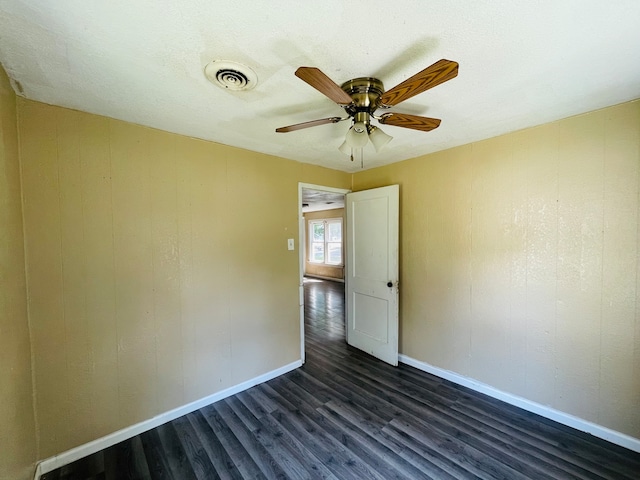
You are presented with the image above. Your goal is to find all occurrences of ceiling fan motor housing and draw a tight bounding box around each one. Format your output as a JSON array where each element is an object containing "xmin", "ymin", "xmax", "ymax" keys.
[{"xmin": 341, "ymin": 77, "xmax": 385, "ymax": 123}]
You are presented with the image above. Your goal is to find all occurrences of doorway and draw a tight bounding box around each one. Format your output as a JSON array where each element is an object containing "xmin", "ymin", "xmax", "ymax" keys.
[
  {"xmin": 298, "ymin": 183, "xmax": 350, "ymax": 362},
  {"xmin": 299, "ymin": 183, "xmax": 400, "ymax": 366}
]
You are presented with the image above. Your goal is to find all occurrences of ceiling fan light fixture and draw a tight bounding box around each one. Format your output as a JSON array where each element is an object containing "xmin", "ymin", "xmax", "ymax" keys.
[
  {"xmin": 338, "ymin": 140, "xmax": 351, "ymax": 155},
  {"xmin": 345, "ymin": 122, "xmax": 369, "ymax": 148},
  {"xmin": 368, "ymin": 126, "xmax": 393, "ymax": 152}
]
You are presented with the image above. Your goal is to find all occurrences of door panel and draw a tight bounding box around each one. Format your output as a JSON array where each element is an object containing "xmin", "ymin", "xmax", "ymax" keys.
[
  {"xmin": 353, "ymin": 292, "xmax": 389, "ymax": 341},
  {"xmin": 346, "ymin": 185, "xmax": 399, "ymax": 366}
]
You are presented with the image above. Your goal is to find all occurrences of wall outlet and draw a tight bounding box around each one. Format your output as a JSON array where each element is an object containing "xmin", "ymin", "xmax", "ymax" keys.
[{"xmin": 287, "ymin": 238, "xmax": 295, "ymax": 250}]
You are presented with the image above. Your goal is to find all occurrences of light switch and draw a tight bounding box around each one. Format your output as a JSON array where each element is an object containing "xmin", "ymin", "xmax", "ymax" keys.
[{"xmin": 287, "ymin": 238, "xmax": 295, "ymax": 250}]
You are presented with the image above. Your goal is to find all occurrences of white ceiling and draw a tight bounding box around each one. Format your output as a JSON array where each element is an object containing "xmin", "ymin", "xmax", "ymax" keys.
[
  {"xmin": 1, "ymin": 1, "xmax": 639, "ymax": 173},
  {"xmin": 302, "ymin": 189, "xmax": 345, "ymax": 213}
]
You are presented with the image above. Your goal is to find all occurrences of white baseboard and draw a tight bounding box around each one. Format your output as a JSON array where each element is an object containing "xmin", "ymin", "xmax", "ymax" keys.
[
  {"xmin": 33, "ymin": 360, "xmax": 302, "ymax": 479},
  {"xmin": 398, "ymin": 354, "xmax": 640, "ymax": 453}
]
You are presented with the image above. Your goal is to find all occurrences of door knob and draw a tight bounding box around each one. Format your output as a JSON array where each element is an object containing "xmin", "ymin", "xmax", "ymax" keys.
[{"xmin": 387, "ymin": 281, "xmax": 393, "ymax": 288}]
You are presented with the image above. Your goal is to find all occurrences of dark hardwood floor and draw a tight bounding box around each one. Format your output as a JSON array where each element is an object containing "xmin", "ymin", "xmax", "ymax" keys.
[{"xmin": 42, "ymin": 278, "xmax": 640, "ymax": 479}]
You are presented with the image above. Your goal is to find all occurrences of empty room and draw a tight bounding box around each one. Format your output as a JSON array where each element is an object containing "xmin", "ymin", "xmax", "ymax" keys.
[{"xmin": 1, "ymin": 2, "xmax": 640, "ymax": 479}]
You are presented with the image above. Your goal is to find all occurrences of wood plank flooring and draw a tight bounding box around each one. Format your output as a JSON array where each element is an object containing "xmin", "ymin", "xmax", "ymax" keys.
[{"xmin": 42, "ymin": 278, "xmax": 640, "ymax": 479}]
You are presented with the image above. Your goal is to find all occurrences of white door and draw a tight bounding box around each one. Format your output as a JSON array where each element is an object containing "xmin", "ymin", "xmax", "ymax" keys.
[{"xmin": 346, "ymin": 185, "xmax": 399, "ymax": 366}]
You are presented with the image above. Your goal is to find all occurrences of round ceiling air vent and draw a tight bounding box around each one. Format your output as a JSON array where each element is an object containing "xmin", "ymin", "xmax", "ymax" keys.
[{"xmin": 204, "ymin": 60, "xmax": 258, "ymax": 91}]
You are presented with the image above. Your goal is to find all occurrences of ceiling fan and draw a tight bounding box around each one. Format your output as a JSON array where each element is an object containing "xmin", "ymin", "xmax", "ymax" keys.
[{"xmin": 275, "ymin": 59, "xmax": 459, "ymax": 156}]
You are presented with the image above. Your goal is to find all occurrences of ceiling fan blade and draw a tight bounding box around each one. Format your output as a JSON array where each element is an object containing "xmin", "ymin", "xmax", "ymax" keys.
[
  {"xmin": 276, "ymin": 116, "xmax": 343, "ymax": 133},
  {"xmin": 379, "ymin": 59, "xmax": 458, "ymax": 107},
  {"xmin": 295, "ymin": 67, "xmax": 353, "ymax": 106},
  {"xmin": 378, "ymin": 113, "xmax": 441, "ymax": 132}
]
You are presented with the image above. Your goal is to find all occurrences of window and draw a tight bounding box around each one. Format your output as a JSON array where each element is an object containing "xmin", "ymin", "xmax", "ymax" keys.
[{"xmin": 309, "ymin": 218, "xmax": 342, "ymax": 265}]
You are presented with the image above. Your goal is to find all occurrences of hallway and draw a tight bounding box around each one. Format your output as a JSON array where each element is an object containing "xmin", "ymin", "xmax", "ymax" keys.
[
  {"xmin": 303, "ymin": 276, "xmax": 346, "ymax": 342},
  {"xmin": 43, "ymin": 279, "xmax": 640, "ymax": 479}
]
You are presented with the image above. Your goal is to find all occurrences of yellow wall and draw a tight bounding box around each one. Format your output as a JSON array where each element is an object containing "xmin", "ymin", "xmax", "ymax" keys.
[
  {"xmin": 17, "ymin": 98, "xmax": 351, "ymax": 458},
  {"xmin": 304, "ymin": 208, "xmax": 345, "ymax": 280},
  {"xmin": 7, "ymin": 81, "xmax": 640, "ymax": 467},
  {"xmin": 353, "ymin": 100, "xmax": 640, "ymax": 438},
  {"xmin": 0, "ymin": 68, "xmax": 36, "ymax": 479}
]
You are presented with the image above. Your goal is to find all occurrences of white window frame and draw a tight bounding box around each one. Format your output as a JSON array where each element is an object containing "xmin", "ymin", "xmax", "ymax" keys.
[{"xmin": 309, "ymin": 218, "xmax": 343, "ymax": 266}]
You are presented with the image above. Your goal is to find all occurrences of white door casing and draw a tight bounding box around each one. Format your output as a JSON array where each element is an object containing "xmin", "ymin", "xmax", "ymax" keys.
[{"xmin": 345, "ymin": 185, "xmax": 399, "ymax": 366}]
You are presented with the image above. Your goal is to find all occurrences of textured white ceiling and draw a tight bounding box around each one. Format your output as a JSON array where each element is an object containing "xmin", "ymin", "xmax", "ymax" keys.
[
  {"xmin": 302, "ymin": 189, "xmax": 345, "ymax": 213},
  {"xmin": 1, "ymin": 1, "xmax": 639, "ymax": 172}
]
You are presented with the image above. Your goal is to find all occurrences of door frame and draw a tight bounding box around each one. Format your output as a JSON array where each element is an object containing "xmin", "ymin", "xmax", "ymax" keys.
[{"xmin": 298, "ymin": 183, "xmax": 351, "ymax": 363}]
